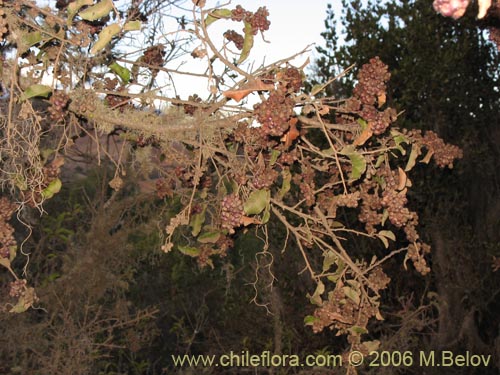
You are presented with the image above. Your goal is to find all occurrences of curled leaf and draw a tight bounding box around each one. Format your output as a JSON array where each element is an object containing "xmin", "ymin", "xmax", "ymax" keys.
[
  {"xmin": 21, "ymin": 84, "xmax": 52, "ymax": 101},
  {"xmin": 79, "ymin": 0, "xmax": 113, "ymax": 21},
  {"xmin": 243, "ymin": 189, "xmax": 270, "ymax": 215},
  {"xmin": 238, "ymin": 21, "xmax": 254, "ymax": 64},
  {"xmin": 205, "ymin": 8, "xmax": 232, "ymax": 26},
  {"xmin": 222, "ymin": 79, "xmax": 274, "ymax": 102},
  {"xmin": 90, "ymin": 23, "xmax": 121, "ymax": 54}
]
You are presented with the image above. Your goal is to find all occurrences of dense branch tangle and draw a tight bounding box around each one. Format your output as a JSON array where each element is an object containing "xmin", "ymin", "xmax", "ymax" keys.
[{"xmin": 0, "ymin": 0, "xmax": 462, "ymax": 360}]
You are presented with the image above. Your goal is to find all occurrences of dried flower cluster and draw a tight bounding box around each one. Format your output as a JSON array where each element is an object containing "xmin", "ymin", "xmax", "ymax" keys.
[
  {"xmin": 231, "ymin": 5, "xmax": 270, "ymax": 35},
  {"xmin": 221, "ymin": 194, "xmax": 243, "ymax": 234},
  {"xmin": 223, "ymin": 30, "xmax": 244, "ymax": 50},
  {"xmin": 351, "ymin": 57, "xmax": 397, "ymax": 135},
  {"xmin": 48, "ymin": 91, "xmax": 70, "ymax": 122},
  {"xmin": 0, "ymin": 197, "xmax": 17, "ymax": 259},
  {"xmin": 0, "ymin": 0, "xmax": 8, "ymax": 41}
]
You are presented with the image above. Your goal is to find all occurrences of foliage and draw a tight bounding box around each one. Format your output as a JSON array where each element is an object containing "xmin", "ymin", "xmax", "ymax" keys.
[
  {"xmin": 0, "ymin": 0, "xmax": 467, "ymax": 373},
  {"xmin": 310, "ymin": 0, "xmax": 500, "ymax": 370}
]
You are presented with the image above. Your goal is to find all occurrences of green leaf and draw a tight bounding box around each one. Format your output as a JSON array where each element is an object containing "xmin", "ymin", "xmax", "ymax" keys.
[
  {"xmin": 243, "ymin": 189, "xmax": 270, "ymax": 215},
  {"xmin": 90, "ymin": 23, "xmax": 121, "ymax": 54},
  {"xmin": 197, "ymin": 230, "xmax": 220, "ymax": 244},
  {"xmin": 108, "ymin": 62, "xmax": 131, "ymax": 84},
  {"xmin": 205, "ymin": 8, "xmax": 232, "ymax": 27},
  {"xmin": 307, "ymin": 280, "xmax": 325, "ymax": 306},
  {"xmin": 304, "ymin": 315, "xmax": 320, "ymax": 326},
  {"xmin": 190, "ymin": 209, "xmax": 206, "ymax": 237},
  {"xmin": 270, "ymin": 150, "xmax": 281, "ymax": 166},
  {"xmin": 123, "ymin": 20, "xmax": 141, "ymax": 31},
  {"xmin": 357, "ymin": 118, "xmax": 368, "ymax": 130},
  {"xmin": 79, "ymin": 0, "xmax": 113, "ymax": 21},
  {"xmin": 377, "ymin": 230, "xmax": 396, "ymax": 248},
  {"xmin": 342, "ymin": 286, "xmax": 360, "ymax": 305},
  {"xmin": 261, "ymin": 204, "xmax": 271, "ymax": 224},
  {"xmin": 238, "ymin": 21, "xmax": 254, "ymax": 64},
  {"xmin": 67, "ymin": 0, "xmax": 94, "ymax": 24},
  {"xmin": 41, "ymin": 178, "xmax": 62, "ymax": 199},
  {"xmin": 22, "ymin": 31, "xmax": 43, "ymax": 48},
  {"xmin": 178, "ymin": 245, "xmax": 201, "ymax": 257},
  {"xmin": 349, "ymin": 326, "xmax": 368, "ymax": 335},
  {"xmin": 21, "ymin": 85, "xmax": 52, "ymax": 101},
  {"xmin": 347, "ymin": 152, "xmax": 366, "ymax": 180},
  {"xmin": 277, "ymin": 169, "xmax": 291, "ymax": 200},
  {"xmin": 392, "ymin": 130, "xmax": 409, "ymax": 155},
  {"xmin": 322, "ymin": 250, "xmax": 338, "ymax": 272},
  {"xmin": 326, "ymin": 258, "xmax": 345, "ymax": 283}
]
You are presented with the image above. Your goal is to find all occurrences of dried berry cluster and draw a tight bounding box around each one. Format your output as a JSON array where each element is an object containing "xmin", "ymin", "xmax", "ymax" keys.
[
  {"xmin": 105, "ymin": 93, "xmax": 131, "ymax": 111},
  {"xmin": 143, "ymin": 45, "xmax": 166, "ymax": 68},
  {"xmin": 277, "ymin": 67, "xmax": 303, "ymax": 93},
  {"xmin": 48, "ymin": 91, "xmax": 70, "ymax": 122},
  {"xmin": 252, "ymin": 167, "xmax": 278, "ymax": 189},
  {"xmin": 183, "ymin": 94, "xmax": 202, "ymax": 116},
  {"xmin": 349, "ymin": 57, "xmax": 396, "ymax": 135},
  {"xmin": 254, "ymin": 91, "xmax": 294, "ymax": 137},
  {"xmin": 0, "ymin": 197, "xmax": 17, "ymax": 259},
  {"xmin": 9, "ymin": 279, "xmax": 26, "ymax": 298},
  {"xmin": 360, "ymin": 105, "xmax": 398, "ymax": 135},
  {"xmin": 231, "ymin": 5, "xmax": 270, "ymax": 35},
  {"xmin": 367, "ymin": 267, "xmax": 391, "ymax": 292},
  {"xmin": 155, "ymin": 178, "xmax": 173, "ymax": 199},
  {"xmin": 293, "ymin": 161, "xmax": 316, "ymax": 207},
  {"xmin": 311, "ymin": 281, "xmax": 380, "ymax": 334},
  {"xmin": 223, "ymin": 30, "xmax": 244, "ymax": 50},
  {"xmin": 421, "ymin": 130, "xmax": 463, "ymax": 168},
  {"xmin": 407, "ymin": 242, "xmax": 431, "ymax": 275},
  {"xmin": 221, "ymin": 193, "xmax": 243, "ymax": 233},
  {"xmin": 358, "ymin": 179, "xmax": 384, "ymax": 234},
  {"xmin": 0, "ymin": 1, "xmax": 8, "ymax": 41},
  {"xmin": 353, "ymin": 57, "xmax": 390, "ymax": 106}
]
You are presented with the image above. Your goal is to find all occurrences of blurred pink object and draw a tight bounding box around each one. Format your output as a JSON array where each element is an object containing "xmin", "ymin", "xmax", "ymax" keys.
[{"xmin": 433, "ymin": 0, "xmax": 470, "ymax": 19}]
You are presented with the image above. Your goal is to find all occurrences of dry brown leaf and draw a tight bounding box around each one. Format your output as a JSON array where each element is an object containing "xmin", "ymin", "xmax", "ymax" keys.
[
  {"xmin": 192, "ymin": 0, "xmax": 206, "ymax": 7},
  {"xmin": 377, "ymin": 92, "xmax": 386, "ymax": 107},
  {"xmin": 353, "ymin": 128, "xmax": 373, "ymax": 146},
  {"xmin": 281, "ymin": 117, "xmax": 300, "ymax": 148},
  {"xmin": 397, "ymin": 167, "xmax": 407, "ymax": 191},
  {"xmin": 222, "ymin": 79, "xmax": 275, "ymax": 102},
  {"xmin": 240, "ymin": 215, "xmax": 262, "ymax": 226}
]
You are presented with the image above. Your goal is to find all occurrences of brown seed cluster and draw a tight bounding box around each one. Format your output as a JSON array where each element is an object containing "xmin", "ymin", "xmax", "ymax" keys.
[
  {"xmin": 0, "ymin": 3, "xmax": 8, "ymax": 41},
  {"xmin": 422, "ymin": 130, "xmax": 463, "ymax": 168},
  {"xmin": 348, "ymin": 57, "xmax": 396, "ymax": 135},
  {"xmin": 231, "ymin": 5, "xmax": 270, "ymax": 35},
  {"xmin": 353, "ymin": 57, "xmax": 391, "ymax": 106},
  {"xmin": 9, "ymin": 279, "xmax": 26, "ymax": 298},
  {"xmin": 311, "ymin": 282, "xmax": 380, "ymax": 334},
  {"xmin": 221, "ymin": 193, "xmax": 243, "ymax": 233},
  {"xmin": 48, "ymin": 91, "xmax": 70, "ymax": 122},
  {"xmin": 407, "ymin": 242, "xmax": 431, "ymax": 275},
  {"xmin": 254, "ymin": 91, "xmax": 294, "ymax": 137},
  {"xmin": 223, "ymin": 30, "xmax": 244, "ymax": 50},
  {"xmin": 143, "ymin": 45, "xmax": 166, "ymax": 67},
  {"xmin": 252, "ymin": 167, "xmax": 278, "ymax": 189},
  {"xmin": 0, "ymin": 197, "xmax": 17, "ymax": 259}
]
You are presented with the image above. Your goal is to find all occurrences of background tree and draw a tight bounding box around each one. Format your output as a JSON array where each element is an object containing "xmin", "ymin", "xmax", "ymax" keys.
[{"xmin": 311, "ymin": 0, "xmax": 500, "ymax": 367}]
